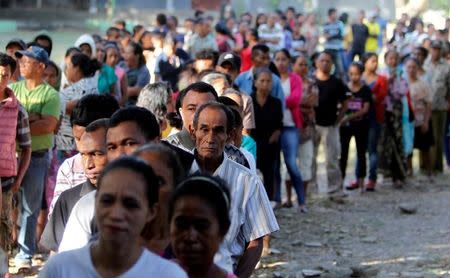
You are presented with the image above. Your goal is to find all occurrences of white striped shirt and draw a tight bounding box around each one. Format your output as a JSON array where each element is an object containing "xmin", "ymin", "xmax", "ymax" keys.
[{"xmin": 190, "ymin": 154, "xmax": 279, "ymax": 272}]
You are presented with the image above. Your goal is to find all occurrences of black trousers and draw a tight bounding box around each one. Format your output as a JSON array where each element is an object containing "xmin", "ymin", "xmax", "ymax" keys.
[
  {"xmin": 256, "ymin": 142, "xmax": 280, "ymax": 201},
  {"xmin": 340, "ymin": 123, "xmax": 369, "ymax": 179}
]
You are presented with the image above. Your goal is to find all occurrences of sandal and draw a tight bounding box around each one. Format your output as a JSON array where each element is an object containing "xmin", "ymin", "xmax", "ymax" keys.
[
  {"xmin": 345, "ymin": 181, "xmax": 359, "ymax": 190},
  {"xmin": 366, "ymin": 180, "xmax": 376, "ymax": 192}
]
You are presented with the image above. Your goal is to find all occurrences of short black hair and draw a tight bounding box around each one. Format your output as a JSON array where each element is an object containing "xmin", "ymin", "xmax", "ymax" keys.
[
  {"xmin": 169, "ymin": 173, "xmax": 231, "ymax": 235},
  {"xmin": 70, "ymin": 94, "xmax": 120, "ymax": 127},
  {"xmin": 106, "ymin": 26, "xmax": 120, "ymax": 38},
  {"xmin": 0, "ymin": 52, "xmax": 17, "ymax": 74},
  {"xmin": 415, "ymin": 46, "xmax": 429, "ymax": 59},
  {"xmin": 47, "ymin": 60, "xmax": 60, "ymax": 77},
  {"xmin": 193, "ymin": 101, "xmax": 234, "ymax": 134},
  {"xmin": 85, "ymin": 118, "xmax": 110, "ymax": 133},
  {"xmin": 349, "ymin": 61, "xmax": 364, "ymax": 73},
  {"xmin": 109, "ymin": 107, "xmax": 160, "ymax": 141},
  {"xmin": 65, "ymin": 47, "xmax": 81, "ymax": 58},
  {"xmin": 156, "ymin": 13, "xmax": 167, "ymax": 26},
  {"xmin": 175, "ymin": 82, "xmax": 218, "ymax": 112},
  {"xmin": 97, "ymin": 156, "xmax": 160, "ymax": 207},
  {"xmin": 251, "ymin": 44, "xmax": 270, "ymax": 58},
  {"xmin": 71, "ymin": 53, "xmax": 100, "ymax": 77},
  {"xmin": 114, "ymin": 19, "xmax": 126, "ymax": 29},
  {"xmin": 33, "ymin": 34, "xmax": 53, "ymax": 56},
  {"xmin": 328, "ymin": 8, "xmax": 337, "ymax": 16},
  {"xmin": 274, "ymin": 48, "xmax": 291, "ymax": 60},
  {"xmin": 133, "ymin": 25, "xmax": 144, "ymax": 36},
  {"xmin": 195, "ymin": 49, "xmax": 218, "ymax": 65}
]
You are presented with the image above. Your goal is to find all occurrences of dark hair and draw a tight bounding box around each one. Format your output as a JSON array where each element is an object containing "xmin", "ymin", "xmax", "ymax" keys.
[
  {"xmin": 328, "ymin": 8, "xmax": 337, "ymax": 16},
  {"xmin": 195, "ymin": 49, "xmax": 219, "ymax": 66},
  {"xmin": 349, "ymin": 61, "xmax": 364, "ymax": 73},
  {"xmin": 219, "ymin": 98, "xmax": 242, "ymax": 129},
  {"xmin": 71, "ymin": 53, "xmax": 101, "ymax": 77},
  {"xmin": 133, "ymin": 143, "xmax": 185, "ymax": 186},
  {"xmin": 175, "ymin": 82, "xmax": 218, "ymax": 112},
  {"xmin": 169, "ymin": 173, "xmax": 231, "ymax": 235},
  {"xmin": 218, "ymin": 95, "xmax": 239, "ymax": 109},
  {"xmin": 339, "ymin": 12, "xmax": 349, "ymax": 24},
  {"xmin": 109, "ymin": 107, "xmax": 160, "ymax": 141},
  {"xmin": 128, "ymin": 41, "xmax": 146, "ymax": 67},
  {"xmin": 114, "ymin": 19, "xmax": 126, "ymax": 29},
  {"xmin": 166, "ymin": 112, "xmax": 183, "ymax": 130},
  {"xmin": 361, "ymin": 52, "xmax": 378, "ymax": 66},
  {"xmin": 251, "ymin": 44, "xmax": 270, "ymax": 58},
  {"xmin": 70, "ymin": 94, "xmax": 120, "ymax": 127},
  {"xmin": 319, "ymin": 50, "xmax": 334, "ymax": 59},
  {"xmin": 65, "ymin": 47, "xmax": 81, "ymax": 58},
  {"xmin": 85, "ymin": 118, "xmax": 110, "ymax": 133},
  {"xmin": 156, "ymin": 13, "xmax": 167, "ymax": 26},
  {"xmin": 133, "ymin": 25, "xmax": 144, "ymax": 36},
  {"xmin": 0, "ymin": 52, "xmax": 17, "ymax": 74},
  {"xmin": 405, "ymin": 57, "xmax": 420, "ymax": 66},
  {"xmin": 415, "ymin": 46, "xmax": 429, "ymax": 59},
  {"xmin": 274, "ymin": 48, "xmax": 291, "ymax": 60},
  {"xmin": 254, "ymin": 67, "xmax": 272, "ymax": 79},
  {"xmin": 106, "ymin": 26, "xmax": 120, "ymax": 38},
  {"xmin": 97, "ymin": 156, "xmax": 160, "ymax": 207},
  {"xmin": 46, "ymin": 60, "xmax": 60, "ymax": 77},
  {"xmin": 193, "ymin": 101, "xmax": 234, "ymax": 133},
  {"xmin": 33, "ymin": 34, "xmax": 53, "ymax": 56},
  {"xmin": 384, "ymin": 49, "xmax": 399, "ymax": 60}
]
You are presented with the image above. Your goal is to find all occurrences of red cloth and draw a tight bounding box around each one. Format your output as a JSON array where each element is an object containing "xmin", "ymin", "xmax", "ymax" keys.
[
  {"xmin": 372, "ymin": 75, "xmax": 388, "ymax": 124},
  {"xmin": 286, "ymin": 73, "xmax": 303, "ymax": 128},
  {"xmin": 240, "ymin": 47, "xmax": 252, "ymax": 73}
]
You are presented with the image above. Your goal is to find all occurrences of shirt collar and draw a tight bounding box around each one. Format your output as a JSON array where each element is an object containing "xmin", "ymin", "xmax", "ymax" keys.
[
  {"xmin": 80, "ymin": 180, "xmax": 96, "ymax": 196},
  {"xmin": 192, "ymin": 151, "xmax": 227, "ymax": 175}
]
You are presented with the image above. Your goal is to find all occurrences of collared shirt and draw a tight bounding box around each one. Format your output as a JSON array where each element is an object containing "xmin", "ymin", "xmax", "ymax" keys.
[
  {"xmin": 40, "ymin": 181, "xmax": 95, "ymax": 252},
  {"xmin": 234, "ymin": 69, "xmax": 285, "ymax": 110},
  {"xmin": 49, "ymin": 153, "xmax": 86, "ymax": 215},
  {"xmin": 424, "ymin": 59, "xmax": 450, "ymax": 111},
  {"xmin": 190, "ymin": 154, "xmax": 279, "ymax": 272},
  {"xmin": 257, "ymin": 23, "xmax": 284, "ymax": 53}
]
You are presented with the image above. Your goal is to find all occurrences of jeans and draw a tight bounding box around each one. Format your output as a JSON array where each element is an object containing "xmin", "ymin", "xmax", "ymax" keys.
[
  {"xmin": 280, "ymin": 127, "xmax": 305, "ymax": 205},
  {"xmin": 15, "ymin": 151, "xmax": 50, "ymax": 264},
  {"xmin": 340, "ymin": 123, "xmax": 369, "ymax": 179},
  {"xmin": 355, "ymin": 122, "xmax": 381, "ymax": 181},
  {"xmin": 315, "ymin": 125, "xmax": 343, "ymax": 191}
]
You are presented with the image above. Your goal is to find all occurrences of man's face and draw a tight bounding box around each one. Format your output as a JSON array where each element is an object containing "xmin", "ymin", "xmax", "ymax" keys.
[
  {"xmin": 329, "ymin": 11, "xmax": 337, "ymax": 21},
  {"xmin": 78, "ymin": 128, "xmax": 108, "ymax": 185},
  {"xmin": 430, "ymin": 47, "xmax": 440, "ymax": 61},
  {"xmin": 106, "ymin": 121, "xmax": 148, "ymax": 161},
  {"xmin": 179, "ymin": 91, "xmax": 216, "ymax": 131},
  {"xmin": 193, "ymin": 107, "xmax": 229, "ymax": 161},
  {"xmin": 0, "ymin": 65, "xmax": 12, "ymax": 92},
  {"xmin": 252, "ymin": 51, "xmax": 270, "ymax": 68},
  {"xmin": 317, "ymin": 53, "xmax": 332, "ymax": 74},
  {"xmin": 19, "ymin": 55, "xmax": 43, "ymax": 79}
]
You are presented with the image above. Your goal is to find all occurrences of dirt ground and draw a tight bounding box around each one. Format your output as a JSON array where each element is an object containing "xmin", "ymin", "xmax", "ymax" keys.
[{"xmin": 254, "ymin": 172, "xmax": 450, "ymax": 278}]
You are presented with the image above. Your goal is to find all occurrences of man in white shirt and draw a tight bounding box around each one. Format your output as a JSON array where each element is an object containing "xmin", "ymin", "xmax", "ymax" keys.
[
  {"xmin": 258, "ymin": 13, "xmax": 284, "ymax": 54},
  {"xmin": 189, "ymin": 101, "xmax": 279, "ymax": 277}
]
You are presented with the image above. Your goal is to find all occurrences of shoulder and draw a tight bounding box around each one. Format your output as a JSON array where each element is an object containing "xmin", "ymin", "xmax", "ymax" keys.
[
  {"xmin": 140, "ymin": 250, "xmax": 187, "ymax": 277},
  {"xmin": 9, "ymin": 80, "xmax": 24, "ymax": 91},
  {"xmin": 42, "ymin": 246, "xmax": 89, "ymax": 275}
]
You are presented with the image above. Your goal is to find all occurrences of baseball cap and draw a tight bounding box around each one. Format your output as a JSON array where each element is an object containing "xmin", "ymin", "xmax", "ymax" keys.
[
  {"xmin": 15, "ymin": 45, "xmax": 49, "ymax": 66},
  {"xmin": 5, "ymin": 39, "xmax": 26, "ymax": 51},
  {"xmin": 430, "ymin": 40, "xmax": 442, "ymax": 49},
  {"xmin": 218, "ymin": 52, "xmax": 241, "ymax": 70}
]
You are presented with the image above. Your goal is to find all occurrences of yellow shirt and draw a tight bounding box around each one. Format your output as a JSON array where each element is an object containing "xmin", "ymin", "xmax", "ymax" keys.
[{"xmin": 365, "ymin": 21, "xmax": 380, "ymax": 53}]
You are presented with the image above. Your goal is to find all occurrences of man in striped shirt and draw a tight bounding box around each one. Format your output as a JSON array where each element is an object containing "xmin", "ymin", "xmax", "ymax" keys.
[{"xmin": 189, "ymin": 101, "xmax": 279, "ymax": 277}]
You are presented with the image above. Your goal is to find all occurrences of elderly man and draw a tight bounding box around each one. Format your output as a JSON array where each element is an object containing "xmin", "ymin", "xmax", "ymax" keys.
[
  {"xmin": 189, "ymin": 101, "xmax": 279, "ymax": 277},
  {"xmin": 11, "ymin": 46, "xmax": 60, "ymax": 270}
]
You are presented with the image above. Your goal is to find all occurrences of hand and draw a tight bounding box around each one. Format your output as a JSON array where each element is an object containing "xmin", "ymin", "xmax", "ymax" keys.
[
  {"xmin": 338, "ymin": 115, "xmax": 348, "ymax": 126},
  {"xmin": 28, "ymin": 113, "xmax": 41, "ymax": 123},
  {"xmin": 421, "ymin": 122, "xmax": 429, "ymax": 133},
  {"xmin": 269, "ymin": 130, "xmax": 281, "ymax": 144},
  {"xmin": 11, "ymin": 178, "xmax": 22, "ymax": 194}
]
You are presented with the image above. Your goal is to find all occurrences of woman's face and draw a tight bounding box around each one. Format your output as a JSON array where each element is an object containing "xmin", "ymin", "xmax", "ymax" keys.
[
  {"xmin": 141, "ymin": 34, "xmax": 153, "ymax": 50},
  {"xmin": 293, "ymin": 56, "xmax": 308, "ymax": 76},
  {"xmin": 105, "ymin": 47, "xmax": 120, "ymax": 67},
  {"xmin": 274, "ymin": 52, "xmax": 290, "ymax": 74},
  {"xmin": 405, "ymin": 60, "xmax": 418, "ymax": 78},
  {"xmin": 365, "ymin": 56, "xmax": 378, "ymax": 73},
  {"xmin": 96, "ymin": 168, "xmax": 155, "ymax": 244},
  {"xmin": 170, "ymin": 195, "xmax": 223, "ymax": 269},
  {"xmin": 385, "ymin": 52, "xmax": 398, "ymax": 68},
  {"xmin": 348, "ymin": 65, "xmax": 362, "ymax": 83},
  {"xmin": 65, "ymin": 59, "xmax": 81, "ymax": 83},
  {"xmin": 254, "ymin": 72, "xmax": 272, "ymax": 93},
  {"xmin": 123, "ymin": 45, "xmax": 138, "ymax": 67},
  {"xmin": 43, "ymin": 65, "xmax": 59, "ymax": 88}
]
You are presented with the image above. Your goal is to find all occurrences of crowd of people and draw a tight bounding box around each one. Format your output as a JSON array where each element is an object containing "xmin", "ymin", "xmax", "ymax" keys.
[{"xmin": 0, "ymin": 5, "xmax": 450, "ymax": 277}]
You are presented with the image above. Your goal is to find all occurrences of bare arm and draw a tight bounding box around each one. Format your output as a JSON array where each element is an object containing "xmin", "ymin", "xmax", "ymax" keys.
[
  {"xmin": 11, "ymin": 146, "xmax": 31, "ymax": 193},
  {"xmin": 30, "ymin": 115, "xmax": 58, "ymax": 135},
  {"xmin": 342, "ymin": 102, "xmax": 370, "ymax": 124},
  {"xmin": 234, "ymin": 238, "xmax": 263, "ymax": 278},
  {"xmin": 336, "ymin": 100, "xmax": 348, "ymax": 125}
]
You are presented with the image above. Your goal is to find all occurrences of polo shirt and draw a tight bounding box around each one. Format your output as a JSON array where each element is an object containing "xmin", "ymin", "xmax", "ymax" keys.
[{"xmin": 10, "ymin": 80, "xmax": 60, "ymax": 152}]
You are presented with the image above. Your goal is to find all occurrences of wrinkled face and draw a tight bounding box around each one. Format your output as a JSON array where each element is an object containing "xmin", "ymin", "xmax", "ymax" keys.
[
  {"xmin": 274, "ymin": 51, "xmax": 290, "ymax": 74},
  {"xmin": 254, "ymin": 72, "xmax": 272, "ymax": 93},
  {"xmin": 170, "ymin": 195, "xmax": 223, "ymax": 268},
  {"xmin": 0, "ymin": 65, "xmax": 12, "ymax": 92},
  {"xmin": 96, "ymin": 168, "xmax": 155, "ymax": 244},
  {"xmin": 106, "ymin": 121, "xmax": 148, "ymax": 161},
  {"xmin": 43, "ymin": 65, "xmax": 59, "ymax": 88},
  {"xmin": 193, "ymin": 107, "xmax": 228, "ymax": 161},
  {"xmin": 105, "ymin": 47, "xmax": 120, "ymax": 67},
  {"xmin": 317, "ymin": 53, "xmax": 332, "ymax": 74},
  {"xmin": 79, "ymin": 129, "xmax": 107, "ymax": 185},
  {"xmin": 348, "ymin": 65, "xmax": 362, "ymax": 83},
  {"xmin": 405, "ymin": 60, "xmax": 418, "ymax": 78},
  {"xmin": 72, "ymin": 125, "xmax": 86, "ymax": 150},
  {"xmin": 364, "ymin": 56, "xmax": 378, "ymax": 73},
  {"xmin": 179, "ymin": 90, "xmax": 216, "ymax": 131},
  {"xmin": 252, "ymin": 51, "xmax": 270, "ymax": 68},
  {"xmin": 293, "ymin": 56, "xmax": 308, "ymax": 76},
  {"xmin": 18, "ymin": 55, "xmax": 43, "ymax": 79}
]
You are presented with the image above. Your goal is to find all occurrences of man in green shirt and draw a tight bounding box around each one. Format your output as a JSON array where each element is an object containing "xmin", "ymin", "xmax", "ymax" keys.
[{"xmin": 11, "ymin": 46, "xmax": 60, "ymax": 271}]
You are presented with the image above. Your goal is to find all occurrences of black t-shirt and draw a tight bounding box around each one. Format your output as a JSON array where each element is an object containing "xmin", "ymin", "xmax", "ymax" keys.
[
  {"xmin": 251, "ymin": 94, "xmax": 283, "ymax": 145},
  {"xmin": 344, "ymin": 84, "xmax": 373, "ymax": 124},
  {"xmin": 351, "ymin": 23, "xmax": 369, "ymax": 52},
  {"xmin": 314, "ymin": 75, "xmax": 347, "ymax": 126}
]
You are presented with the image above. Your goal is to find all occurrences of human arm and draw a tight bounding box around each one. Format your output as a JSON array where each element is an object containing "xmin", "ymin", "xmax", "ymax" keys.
[
  {"xmin": 12, "ymin": 146, "xmax": 31, "ymax": 193},
  {"xmin": 11, "ymin": 106, "xmax": 32, "ymax": 193},
  {"xmin": 30, "ymin": 115, "xmax": 58, "ymax": 135},
  {"xmin": 30, "ymin": 90, "xmax": 60, "ymax": 135},
  {"xmin": 340, "ymin": 102, "xmax": 370, "ymax": 125},
  {"xmin": 234, "ymin": 238, "xmax": 263, "ymax": 278}
]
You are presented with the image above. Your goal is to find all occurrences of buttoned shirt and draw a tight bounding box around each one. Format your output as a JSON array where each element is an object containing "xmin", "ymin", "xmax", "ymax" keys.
[
  {"xmin": 190, "ymin": 154, "xmax": 279, "ymax": 272},
  {"xmin": 424, "ymin": 59, "xmax": 450, "ymax": 111}
]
